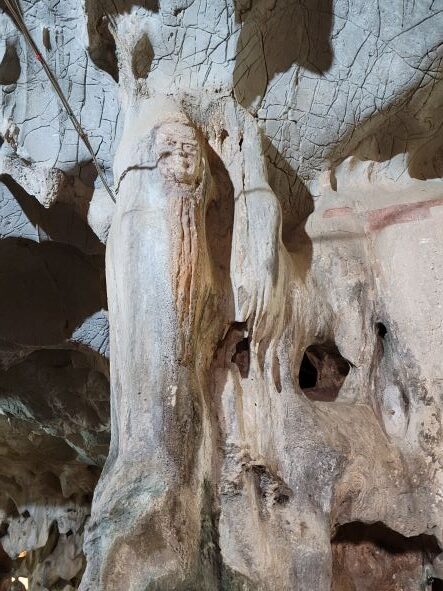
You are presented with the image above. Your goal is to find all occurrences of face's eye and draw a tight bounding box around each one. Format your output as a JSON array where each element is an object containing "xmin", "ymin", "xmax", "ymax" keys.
[{"xmin": 183, "ymin": 143, "xmax": 198, "ymax": 153}]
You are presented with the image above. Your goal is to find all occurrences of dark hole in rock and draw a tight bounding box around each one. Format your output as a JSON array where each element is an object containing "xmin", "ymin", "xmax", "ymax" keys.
[
  {"xmin": 42, "ymin": 27, "xmax": 51, "ymax": 51},
  {"xmin": 376, "ymin": 322, "xmax": 388, "ymax": 339},
  {"xmin": 299, "ymin": 352, "xmax": 318, "ymax": 389},
  {"xmin": 299, "ymin": 341, "xmax": 350, "ymax": 401},
  {"xmin": 21, "ymin": 510, "xmax": 30, "ymax": 519},
  {"xmin": 332, "ymin": 521, "xmax": 441, "ymax": 591},
  {"xmin": 232, "ymin": 337, "xmax": 250, "ymax": 379},
  {"xmin": 132, "ymin": 33, "xmax": 154, "ymax": 79},
  {"xmin": 220, "ymin": 129, "xmax": 229, "ymax": 143},
  {"xmin": 433, "ymin": 579, "xmax": 443, "ymax": 590},
  {"xmin": 274, "ymin": 492, "xmax": 290, "ymax": 505}
]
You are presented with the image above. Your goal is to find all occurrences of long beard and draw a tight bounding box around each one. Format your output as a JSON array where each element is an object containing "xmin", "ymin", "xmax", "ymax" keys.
[{"xmin": 169, "ymin": 184, "xmax": 208, "ymax": 364}]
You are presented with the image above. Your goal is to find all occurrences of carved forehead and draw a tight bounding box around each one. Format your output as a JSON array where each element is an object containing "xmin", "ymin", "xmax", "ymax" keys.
[{"xmin": 155, "ymin": 121, "xmax": 198, "ymax": 142}]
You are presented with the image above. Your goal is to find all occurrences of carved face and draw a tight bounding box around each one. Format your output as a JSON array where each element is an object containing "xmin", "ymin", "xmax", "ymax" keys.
[{"xmin": 155, "ymin": 122, "xmax": 202, "ymax": 185}]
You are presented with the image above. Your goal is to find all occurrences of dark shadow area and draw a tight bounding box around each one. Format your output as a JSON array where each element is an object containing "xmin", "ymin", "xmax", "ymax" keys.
[
  {"xmin": 263, "ymin": 137, "xmax": 314, "ymax": 274},
  {"xmin": 0, "ymin": 237, "xmax": 105, "ymax": 346},
  {"xmin": 434, "ymin": 579, "xmax": 443, "ymax": 590},
  {"xmin": 88, "ymin": 12, "xmax": 119, "ymax": 82},
  {"xmin": 299, "ymin": 341, "xmax": 350, "ymax": 402},
  {"xmin": 232, "ymin": 337, "xmax": 250, "ymax": 379},
  {"xmin": 0, "ymin": 41, "xmax": 20, "ymax": 85},
  {"xmin": 234, "ymin": 0, "xmax": 333, "ymax": 109},
  {"xmin": 213, "ymin": 322, "xmax": 249, "ymax": 376},
  {"xmin": 332, "ymin": 521, "xmax": 440, "ymax": 591},
  {"xmin": 299, "ymin": 352, "xmax": 317, "ymax": 389},
  {"xmin": 1, "ymin": 174, "xmax": 104, "ymax": 256},
  {"xmin": 376, "ymin": 322, "xmax": 387, "ymax": 339},
  {"xmin": 0, "ymin": 543, "xmax": 11, "ymax": 590},
  {"xmin": 327, "ymin": 56, "xmax": 443, "ymax": 182},
  {"xmin": 89, "ymin": 0, "xmax": 159, "ymax": 12},
  {"xmin": 333, "ymin": 522, "xmax": 440, "ymax": 554},
  {"xmin": 205, "ymin": 139, "xmax": 235, "ymax": 305},
  {"xmin": 84, "ymin": 0, "xmax": 159, "ymax": 81},
  {"xmin": 132, "ymin": 33, "xmax": 154, "ymax": 79},
  {"xmin": 375, "ymin": 321, "xmax": 388, "ymax": 359}
]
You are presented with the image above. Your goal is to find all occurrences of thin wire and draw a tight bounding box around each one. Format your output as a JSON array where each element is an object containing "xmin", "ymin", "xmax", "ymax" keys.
[{"xmin": 2, "ymin": 0, "xmax": 116, "ymax": 203}]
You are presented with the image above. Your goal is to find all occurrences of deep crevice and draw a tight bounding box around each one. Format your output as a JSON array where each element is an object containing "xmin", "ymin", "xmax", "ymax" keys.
[
  {"xmin": 298, "ymin": 341, "xmax": 350, "ymax": 401},
  {"xmin": 88, "ymin": 16, "xmax": 119, "ymax": 82},
  {"xmin": 333, "ymin": 521, "xmax": 440, "ymax": 555},
  {"xmin": 376, "ymin": 322, "xmax": 388, "ymax": 339},
  {"xmin": 232, "ymin": 336, "xmax": 250, "ymax": 379}
]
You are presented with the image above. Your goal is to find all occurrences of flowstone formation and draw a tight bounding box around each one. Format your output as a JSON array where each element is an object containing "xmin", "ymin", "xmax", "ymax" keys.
[{"xmin": 0, "ymin": 0, "xmax": 442, "ymax": 589}]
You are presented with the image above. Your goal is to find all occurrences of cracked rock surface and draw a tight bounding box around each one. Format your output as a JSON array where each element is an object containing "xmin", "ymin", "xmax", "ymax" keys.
[{"xmin": 0, "ymin": 0, "xmax": 442, "ymax": 589}]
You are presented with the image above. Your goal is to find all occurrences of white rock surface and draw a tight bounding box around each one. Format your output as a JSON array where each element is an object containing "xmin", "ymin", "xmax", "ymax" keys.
[{"xmin": 0, "ymin": 0, "xmax": 441, "ymax": 589}]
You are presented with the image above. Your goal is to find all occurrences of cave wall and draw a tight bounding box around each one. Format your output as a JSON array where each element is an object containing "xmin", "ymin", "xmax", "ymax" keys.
[{"xmin": 0, "ymin": 0, "xmax": 442, "ymax": 589}]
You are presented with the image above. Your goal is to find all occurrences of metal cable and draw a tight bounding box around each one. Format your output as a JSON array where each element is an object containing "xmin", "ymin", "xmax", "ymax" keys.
[{"xmin": 2, "ymin": 0, "xmax": 116, "ymax": 203}]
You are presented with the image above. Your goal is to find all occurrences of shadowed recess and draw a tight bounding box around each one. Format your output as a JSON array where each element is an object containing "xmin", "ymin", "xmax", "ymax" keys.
[
  {"xmin": 0, "ymin": 237, "xmax": 105, "ymax": 346},
  {"xmin": 132, "ymin": 34, "xmax": 154, "ymax": 79},
  {"xmin": 299, "ymin": 341, "xmax": 350, "ymax": 401},
  {"xmin": 234, "ymin": 0, "xmax": 333, "ymax": 109},
  {"xmin": 327, "ymin": 56, "xmax": 443, "ymax": 181},
  {"xmin": 332, "ymin": 521, "xmax": 441, "ymax": 591},
  {"xmin": 84, "ymin": 0, "xmax": 159, "ymax": 81},
  {"xmin": 262, "ymin": 139, "xmax": 314, "ymax": 275},
  {"xmin": 376, "ymin": 322, "xmax": 387, "ymax": 339},
  {"xmin": 0, "ymin": 174, "xmax": 104, "ymax": 256},
  {"xmin": 0, "ymin": 41, "xmax": 20, "ymax": 85}
]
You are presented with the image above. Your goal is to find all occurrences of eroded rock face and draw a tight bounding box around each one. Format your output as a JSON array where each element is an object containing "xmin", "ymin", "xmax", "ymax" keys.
[{"xmin": 0, "ymin": 0, "xmax": 442, "ymax": 589}]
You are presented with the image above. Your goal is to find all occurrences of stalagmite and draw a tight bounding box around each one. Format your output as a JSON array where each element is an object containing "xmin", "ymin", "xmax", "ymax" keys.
[{"xmin": 0, "ymin": 1, "xmax": 442, "ymax": 589}]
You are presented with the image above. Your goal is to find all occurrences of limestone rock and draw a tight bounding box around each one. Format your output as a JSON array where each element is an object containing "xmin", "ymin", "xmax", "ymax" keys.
[{"xmin": 0, "ymin": 0, "xmax": 442, "ymax": 589}]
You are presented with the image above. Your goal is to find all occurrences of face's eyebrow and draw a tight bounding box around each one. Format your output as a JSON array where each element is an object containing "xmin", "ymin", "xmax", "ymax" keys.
[{"xmin": 158, "ymin": 139, "xmax": 199, "ymax": 147}]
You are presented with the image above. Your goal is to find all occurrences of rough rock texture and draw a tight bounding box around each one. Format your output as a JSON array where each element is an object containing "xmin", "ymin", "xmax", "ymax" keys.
[{"xmin": 0, "ymin": 0, "xmax": 442, "ymax": 589}]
